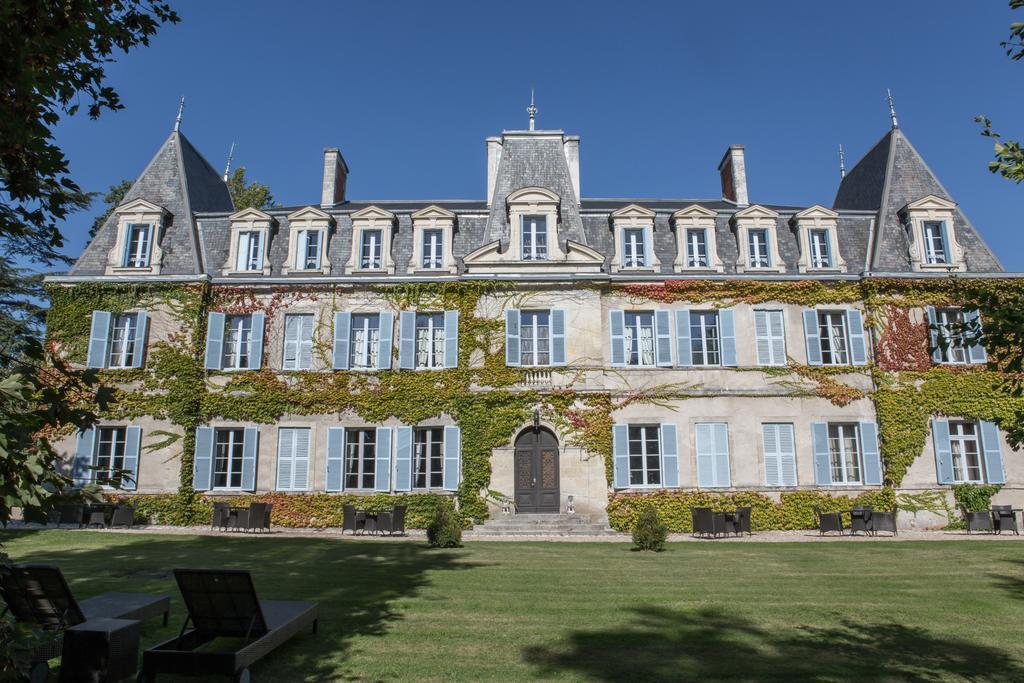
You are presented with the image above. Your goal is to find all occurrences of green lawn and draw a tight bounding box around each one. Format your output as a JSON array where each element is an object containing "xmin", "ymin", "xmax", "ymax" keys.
[{"xmin": 3, "ymin": 531, "xmax": 1024, "ymax": 681}]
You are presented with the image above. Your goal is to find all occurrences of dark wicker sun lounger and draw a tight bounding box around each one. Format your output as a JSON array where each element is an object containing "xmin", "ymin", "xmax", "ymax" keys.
[
  {"xmin": 0, "ymin": 564, "xmax": 170, "ymax": 682},
  {"xmin": 139, "ymin": 568, "xmax": 318, "ymax": 682}
]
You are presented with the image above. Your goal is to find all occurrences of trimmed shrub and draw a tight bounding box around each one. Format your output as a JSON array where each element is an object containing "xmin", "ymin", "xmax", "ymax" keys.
[
  {"xmin": 632, "ymin": 505, "xmax": 668, "ymax": 551},
  {"xmin": 426, "ymin": 504, "xmax": 463, "ymax": 548}
]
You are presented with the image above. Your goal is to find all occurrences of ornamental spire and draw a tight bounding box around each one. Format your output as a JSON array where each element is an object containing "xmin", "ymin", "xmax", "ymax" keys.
[
  {"xmin": 223, "ymin": 142, "xmax": 236, "ymax": 182},
  {"xmin": 173, "ymin": 96, "xmax": 185, "ymax": 132},
  {"xmin": 886, "ymin": 88, "xmax": 899, "ymax": 129},
  {"xmin": 839, "ymin": 143, "xmax": 846, "ymax": 179},
  {"xmin": 527, "ymin": 88, "xmax": 537, "ymax": 131}
]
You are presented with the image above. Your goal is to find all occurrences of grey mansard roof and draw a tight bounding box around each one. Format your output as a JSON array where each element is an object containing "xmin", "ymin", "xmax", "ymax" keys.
[{"xmin": 68, "ymin": 124, "xmax": 1006, "ymax": 280}]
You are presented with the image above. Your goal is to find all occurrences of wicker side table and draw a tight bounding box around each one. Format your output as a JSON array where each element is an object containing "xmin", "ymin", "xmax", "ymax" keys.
[{"xmin": 59, "ymin": 617, "xmax": 141, "ymax": 683}]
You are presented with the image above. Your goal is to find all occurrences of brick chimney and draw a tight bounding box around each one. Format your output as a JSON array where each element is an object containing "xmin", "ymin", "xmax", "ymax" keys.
[
  {"xmin": 718, "ymin": 145, "xmax": 749, "ymax": 207},
  {"xmin": 321, "ymin": 148, "xmax": 349, "ymax": 208}
]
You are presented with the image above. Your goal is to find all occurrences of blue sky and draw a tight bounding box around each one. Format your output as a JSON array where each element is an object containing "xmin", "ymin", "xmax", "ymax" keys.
[{"xmin": 54, "ymin": 1, "xmax": 1024, "ymax": 269}]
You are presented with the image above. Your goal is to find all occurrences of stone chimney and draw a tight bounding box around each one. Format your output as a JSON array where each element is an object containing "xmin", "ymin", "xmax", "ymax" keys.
[
  {"xmin": 718, "ymin": 145, "xmax": 748, "ymax": 207},
  {"xmin": 563, "ymin": 136, "xmax": 581, "ymax": 203},
  {"xmin": 486, "ymin": 137, "xmax": 503, "ymax": 206},
  {"xmin": 321, "ymin": 148, "xmax": 349, "ymax": 208}
]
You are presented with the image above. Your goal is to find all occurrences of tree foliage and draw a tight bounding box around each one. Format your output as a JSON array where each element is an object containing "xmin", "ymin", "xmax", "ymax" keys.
[
  {"xmin": 89, "ymin": 178, "xmax": 133, "ymax": 238},
  {"xmin": 227, "ymin": 167, "xmax": 275, "ymax": 210},
  {"xmin": 975, "ymin": 1, "xmax": 1024, "ymax": 183}
]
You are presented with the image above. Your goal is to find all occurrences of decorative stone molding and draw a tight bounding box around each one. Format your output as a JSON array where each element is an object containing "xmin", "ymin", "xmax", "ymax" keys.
[
  {"xmin": 899, "ymin": 195, "xmax": 966, "ymax": 272},
  {"xmin": 410, "ymin": 205, "xmax": 458, "ymax": 274},
  {"xmin": 347, "ymin": 205, "xmax": 397, "ymax": 274},
  {"xmin": 223, "ymin": 208, "xmax": 274, "ymax": 276},
  {"xmin": 609, "ymin": 204, "xmax": 660, "ymax": 273},
  {"xmin": 671, "ymin": 204, "xmax": 724, "ymax": 273},
  {"xmin": 732, "ymin": 204, "xmax": 784, "ymax": 273},
  {"xmin": 105, "ymin": 198, "xmax": 167, "ymax": 275},
  {"xmin": 283, "ymin": 206, "xmax": 333, "ymax": 275},
  {"xmin": 791, "ymin": 205, "xmax": 846, "ymax": 273}
]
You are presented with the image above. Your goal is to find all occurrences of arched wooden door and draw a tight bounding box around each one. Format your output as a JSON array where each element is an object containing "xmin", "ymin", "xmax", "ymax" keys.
[{"xmin": 514, "ymin": 428, "xmax": 559, "ymax": 514}]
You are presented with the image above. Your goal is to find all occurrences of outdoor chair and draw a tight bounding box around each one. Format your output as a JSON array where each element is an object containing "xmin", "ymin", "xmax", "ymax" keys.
[
  {"xmin": 814, "ymin": 506, "xmax": 844, "ymax": 535},
  {"xmin": 110, "ymin": 505, "xmax": 137, "ymax": 529},
  {"xmin": 0, "ymin": 564, "xmax": 170, "ymax": 683},
  {"xmin": 342, "ymin": 505, "xmax": 364, "ymax": 535},
  {"xmin": 139, "ymin": 568, "xmax": 318, "ymax": 683},
  {"xmin": 57, "ymin": 503, "xmax": 84, "ymax": 529},
  {"xmin": 869, "ymin": 509, "xmax": 898, "ymax": 536},
  {"xmin": 211, "ymin": 502, "xmax": 231, "ymax": 531},
  {"xmin": 691, "ymin": 507, "xmax": 726, "ymax": 538},
  {"xmin": 991, "ymin": 505, "xmax": 1020, "ymax": 535},
  {"xmin": 84, "ymin": 505, "xmax": 108, "ymax": 529},
  {"xmin": 849, "ymin": 506, "xmax": 872, "ymax": 536},
  {"xmin": 377, "ymin": 509, "xmax": 395, "ymax": 535},
  {"xmin": 732, "ymin": 507, "xmax": 752, "ymax": 536},
  {"xmin": 390, "ymin": 505, "xmax": 407, "ymax": 536},
  {"xmin": 962, "ymin": 506, "xmax": 993, "ymax": 534},
  {"xmin": 246, "ymin": 502, "xmax": 271, "ymax": 533}
]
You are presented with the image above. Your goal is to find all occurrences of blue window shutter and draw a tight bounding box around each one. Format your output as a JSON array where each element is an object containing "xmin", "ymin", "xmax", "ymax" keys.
[
  {"xmin": 719, "ymin": 308, "xmax": 737, "ymax": 367},
  {"xmin": 779, "ymin": 423, "xmax": 797, "ymax": 486},
  {"xmin": 754, "ymin": 310, "xmax": 772, "ymax": 365},
  {"xmin": 612, "ymin": 424, "xmax": 629, "ymax": 488},
  {"xmin": 326, "ymin": 427, "xmax": 345, "ymax": 491},
  {"xmin": 241, "ymin": 427, "xmax": 259, "ymax": 492},
  {"xmin": 642, "ymin": 228, "xmax": 653, "ymax": 267},
  {"xmin": 276, "ymin": 428, "xmax": 295, "ymax": 491},
  {"xmin": 204, "ymin": 313, "xmax": 225, "ymax": 370},
  {"xmin": 443, "ymin": 425, "xmax": 461, "ymax": 491},
  {"xmin": 695, "ymin": 423, "xmax": 715, "ymax": 488},
  {"xmin": 394, "ymin": 426, "xmax": 413, "ymax": 492},
  {"xmin": 131, "ymin": 311, "xmax": 148, "ymax": 369},
  {"xmin": 193, "ymin": 427, "xmax": 214, "ymax": 491},
  {"xmin": 299, "ymin": 315, "xmax": 314, "ymax": 370},
  {"xmin": 87, "ymin": 311, "xmax": 111, "ymax": 369},
  {"xmin": 762, "ymin": 424, "xmax": 782, "ymax": 487},
  {"xmin": 713, "ymin": 423, "xmax": 731, "ymax": 487},
  {"xmin": 332, "ymin": 312, "xmax": 351, "ymax": 370},
  {"xmin": 859, "ymin": 422, "xmax": 882, "ymax": 485},
  {"xmin": 550, "ymin": 309, "xmax": 567, "ymax": 366},
  {"xmin": 654, "ymin": 310, "xmax": 673, "ymax": 367},
  {"xmin": 965, "ymin": 310, "xmax": 987, "ymax": 364},
  {"xmin": 979, "ymin": 420, "xmax": 1006, "ymax": 484},
  {"xmin": 444, "ymin": 310, "xmax": 459, "ymax": 368},
  {"xmin": 505, "ymin": 309, "xmax": 521, "ymax": 367},
  {"xmin": 811, "ymin": 422, "xmax": 832, "ymax": 485},
  {"xmin": 939, "ymin": 222, "xmax": 951, "ymax": 262},
  {"xmin": 803, "ymin": 310, "xmax": 823, "ymax": 366},
  {"xmin": 847, "ymin": 310, "xmax": 868, "ymax": 366},
  {"xmin": 283, "ymin": 316, "xmax": 300, "ymax": 370},
  {"xmin": 398, "ymin": 311, "xmax": 416, "ymax": 370},
  {"xmin": 609, "ymin": 310, "xmax": 626, "ymax": 367},
  {"xmin": 72, "ymin": 427, "xmax": 97, "ymax": 486},
  {"xmin": 375, "ymin": 427, "xmax": 392, "ymax": 491},
  {"xmin": 249, "ymin": 312, "xmax": 265, "ymax": 369},
  {"xmin": 931, "ymin": 419, "xmax": 954, "ymax": 485},
  {"xmin": 376, "ymin": 313, "xmax": 394, "ymax": 370},
  {"xmin": 122, "ymin": 426, "xmax": 141, "ymax": 491},
  {"xmin": 292, "ymin": 428, "xmax": 310, "ymax": 490},
  {"xmin": 674, "ymin": 309, "xmax": 692, "ymax": 367},
  {"xmin": 660, "ymin": 424, "xmax": 679, "ymax": 488},
  {"xmin": 925, "ymin": 306, "xmax": 943, "ymax": 363}
]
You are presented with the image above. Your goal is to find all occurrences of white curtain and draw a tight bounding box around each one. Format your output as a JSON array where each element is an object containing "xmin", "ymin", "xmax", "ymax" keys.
[
  {"xmin": 639, "ymin": 325, "xmax": 655, "ymax": 365},
  {"xmin": 416, "ymin": 326, "xmax": 429, "ymax": 367}
]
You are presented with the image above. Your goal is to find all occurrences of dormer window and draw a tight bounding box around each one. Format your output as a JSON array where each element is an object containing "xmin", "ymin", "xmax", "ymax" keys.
[
  {"xmin": 610, "ymin": 204, "xmax": 658, "ymax": 273},
  {"xmin": 361, "ymin": 230, "xmax": 383, "ymax": 269},
  {"xmin": 223, "ymin": 208, "xmax": 274, "ymax": 276},
  {"xmin": 284, "ymin": 206, "xmax": 332, "ymax": 275},
  {"xmin": 685, "ymin": 229, "xmax": 708, "ymax": 268},
  {"xmin": 732, "ymin": 205, "xmax": 784, "ymax": 273},
  {"xmin": 105, "ymin": 198, "xmax": 166, "ymax": 275},
  {"xmin": 410, "ymin": 205, "xmax": 457, "ymax": 273},
  {"xmin": 521, "ymin": 215, "xmax": 548, "ymax": 261},
  {"xmin": 899, "ymin": 195, "xmax": 965, "ymax": 272},
  {"xmin": 623, "ymin": 228, "xmax": 646, "ymax": 268},
  {"xmin": 792, "ymin": 205, "xmax": 845, "ymax": 273},
  {"xmin": 422, "ymin": 230, "xmax": 443, "ymax": 268},
  {"xmin": 809, "ymin": 229, "xmax": 831, "ymax": 268},
  {"xmin": 236, "ymin": 230, "xmax": 265, "ymax": 271},
  {"xmin": 748, "ymin": 229, "xmax": 771, "ymax": 268},
  {"xmin": 347, "ymin": 206, "xmax": 396, "ymax": 274},
  {"xmin": 671, "ymin": 205, "xmax": 722, "ymax": 273},
  {"xmin": 298, "ymin": 230, "xmax": 322, "ymax": 269}
]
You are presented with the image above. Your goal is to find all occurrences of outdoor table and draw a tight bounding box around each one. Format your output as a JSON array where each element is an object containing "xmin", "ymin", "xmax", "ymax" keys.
[
  {"xmin": 228, "ymin": 506, "xmax": 250, "ymax": 531},
  {"xmin": 85, "ymin": 503, "xmax": 115, "ymax": 528},
  {"xmin": 60, "ymin": 616, "xmax": 141, "ymax": 683},
  {"xmin": 357, "ymin": 509, "xmax": 383, "ymax": 535}
]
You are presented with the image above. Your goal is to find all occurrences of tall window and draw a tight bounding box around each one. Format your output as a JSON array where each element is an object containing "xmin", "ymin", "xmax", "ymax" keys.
[
  {"xmin": 690, "ymin": 311, "xmax": 721, "ymax": 366},
  {"xmin": 415, "ymin": 313, "xmax": 445, "ymax": 369},
  {"xmin": 298, "ymin": 230, "xmax": 322, "ymax": 270},
  {"xmin": 748, "ymin": 228, "xmax": 771, "ymax": 268},
  {"xmin": 520, "ymin": 311, "xmax": 550, "ymax": 367},
  {"xmin": 413, "ymin": 427, "xmax": 444, "ymax": 488},
  {"xmin": 95, "ymin": 427, "xmax": 127, "ymax": 485},
  {"xmin": 922, "ymin": 222, "xmax": 948, "ymax": 264},
  {"xmin": 949, "ymin": 421, "xmax": 983, "ymax": 483},
  {"xmin": 123, "ymin": 224, "xmax": 152, "ymax": 268},
  {"xmin": 935, "ymin": 308, "xmax": 968, "ymax": 364},
  {"xmin": 623, "ymin": 228, "xmax": 646, "ymax": 268},
  {"xmin": 350, "ymin": 314, "xmax": 380, "ymax": 369},
  {"xmin": 283, "ymin": 314, "xmax": 314, "ymax": 371},
  {"xmin": 685, "ymin": 229, "xmax": 709, "ymax": 268},
  {"xmin": 521, "ymin": 215, "xmax": 548, "ymax": 261},
  {"xmin": 107, "ymin": 313, "xmax": 140, "ymax": 369},
  {"xmin": 344, "ymin": 428, "xmax": 376, "ymax": 489},
  {"xmin": 422, "ymin": 229, "xmax": 444, "ymax": 269},
  {"xmin": 235, "ymin": 231, "xmax": 264, "ymax": 271},
  {"xmin": 628, "ymin": 425, "xmax": 661, "ymax": 486},
  {"xmin": 809, "ymin": 229, "xmax": 832, "ymax": 268},
  {"xmin": 624, "ymin": 312, "xmax": 656, "ymax": 367},
  {"xmin": 818, "ymin": 312, "xmax": 849, "ymax": 365},
  {"xmin": 213, "ymin": 427, "xmax": 246, "ymax": 489},
  {"xmin": 222, "ymin": 315, "xmax": 253, "ymax": 370},
  {"xmin": 360, "ymin": 230, "xmax": 383, "ymax": 269},
  {"xmin": 828, "ymin": 423, "xmax": 861, "ymax": 484}
]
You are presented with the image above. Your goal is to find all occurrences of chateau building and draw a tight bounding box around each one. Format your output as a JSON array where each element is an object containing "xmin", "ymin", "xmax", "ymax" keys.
[{"xmin": 46, "ymin": 107, "xmax": 1021, "ymax": 529}]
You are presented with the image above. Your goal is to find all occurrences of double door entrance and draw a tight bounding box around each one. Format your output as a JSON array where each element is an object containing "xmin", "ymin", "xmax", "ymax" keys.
[{"xmin": 514, "ymin": 428, "xmax": 560, "ymax": 514}]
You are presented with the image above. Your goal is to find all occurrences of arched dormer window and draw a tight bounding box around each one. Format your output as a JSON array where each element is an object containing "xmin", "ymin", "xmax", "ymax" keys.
[
  {"xmin": 610, "ymin": 204, "xmax": 659, "ymax": 273},
  {"xmin": 348, "ymin": 206, "xmax": 397, "ymax": 274},
  {"xmin": 792, "ymin": 205, "xmax": 846, "ymax": 273},
  {"xmin": 506, "ymin": 187, "xmax": 563, "ymax": 261},
  {"xmin": 105, "ymin": 198, "xmax": 167, "ymax": 275},
  {"xmin": 410, "ymin": 205, "xmax": 457, "ymax": 273},
  {"xmin": 671, "ymin": 205, "xmax": 723, "ymax": 273},
  {"xmin": 223, "ymin": 208, "xmax": 274, "ymax": 276},
  {"xmin": 284, "ymin": 206, "xmax": 333, "ymax": 275},
  {"xmin": 898, "ymin": 195, "xmax": 966, "ymax": 272},
  {"xmin": 732, "ymin": 205, "xmax": 784, "ymax": 273}
]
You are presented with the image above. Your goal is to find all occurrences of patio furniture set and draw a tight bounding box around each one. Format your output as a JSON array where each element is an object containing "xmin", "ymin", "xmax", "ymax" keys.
[
  {"xmin": 0, "ymin": 564, "xmax": 317, "ymax": 683},
  {"xmin": 813, "ymin": 506, "xmax": 898, "ymax": 536},
  {"xmin": 342, "ymin": 504, "xmax": 407, "ymax": 536},
  {"xmin": 211, "ymin": 501, "xmax": 274, "ymax": 533},
  {"xmin": 961, "ymin": 505, "xmax": 1022, "ymax": 535},
  {"xmin": 51, "ymin": 502, "xmax": 138, "ymax": 529},
  {"xmin": 690, "ymin": 506, "xmax": 753, "ymax": 538}
]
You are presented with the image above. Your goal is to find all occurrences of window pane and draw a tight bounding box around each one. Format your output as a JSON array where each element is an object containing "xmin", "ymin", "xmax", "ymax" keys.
[
  {"xmin": 690, "ymin": 311, "xmax": 720, "ymax": 366},
  {"xmin": 624, "ymin": 312, "xmax": 655, "ymax": 366},
  {"xmin": 624, "ymin": 228, "xmax": 645, "ymax": 268},
  {"xmin": 522, "ymin": 215, "xmax": 548, "ymax": 261},
  {"xmin": 748, "ymin": 229, "xmax": 770, "ymax": 268},
  {"xmin": 415, "ymin": 313, "xmax": 445, "ymax": 369},
  {"xmin": 351, "ymin": 314, "xmax": 380, "ymax": 369},
  {"xmin": 686, "ymin": 229, "xmax": 708, "ymax": 268},
  {"xmin": 361, "ymin": 230, "xmax": 382, "ymax": 269},
  {"xmin": 422, "ymin": 230, "xmax": 443, "ymax": 269}
]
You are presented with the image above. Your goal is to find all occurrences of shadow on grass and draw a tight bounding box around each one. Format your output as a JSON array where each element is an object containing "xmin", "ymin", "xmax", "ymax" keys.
[
  {"xmin": 1, "ymin": 530, "xmax": 480, "ymax": 681},
  {"xmin": 523, "ymin": 606, "xmax": 1024, "ymax": 681}
]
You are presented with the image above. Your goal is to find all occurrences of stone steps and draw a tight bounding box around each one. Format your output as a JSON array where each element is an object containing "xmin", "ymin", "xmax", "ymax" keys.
[{"xmin": 471, "ymin": 513, "xmax": 622, "ymax": 537}]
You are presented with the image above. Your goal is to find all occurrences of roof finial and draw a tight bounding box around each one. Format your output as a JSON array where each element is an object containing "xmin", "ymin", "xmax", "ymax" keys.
[
  {"xmin": 527, "ymin": 87, "xmax": 537, "ymax": 131},
  {"xmin": 838, "ymin": 143, "xmax": 847, "ymax": 179},
  {"xmin": 223, "ymin": 142, "xmax": 236, "ymax": 182},
  {"xmin": 886, "ymin": 88, "xmax": 899, "ymax": 129},
  {"xmin": 174, "ymin": 96, "xmax": 185, "ymax": 132}
]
